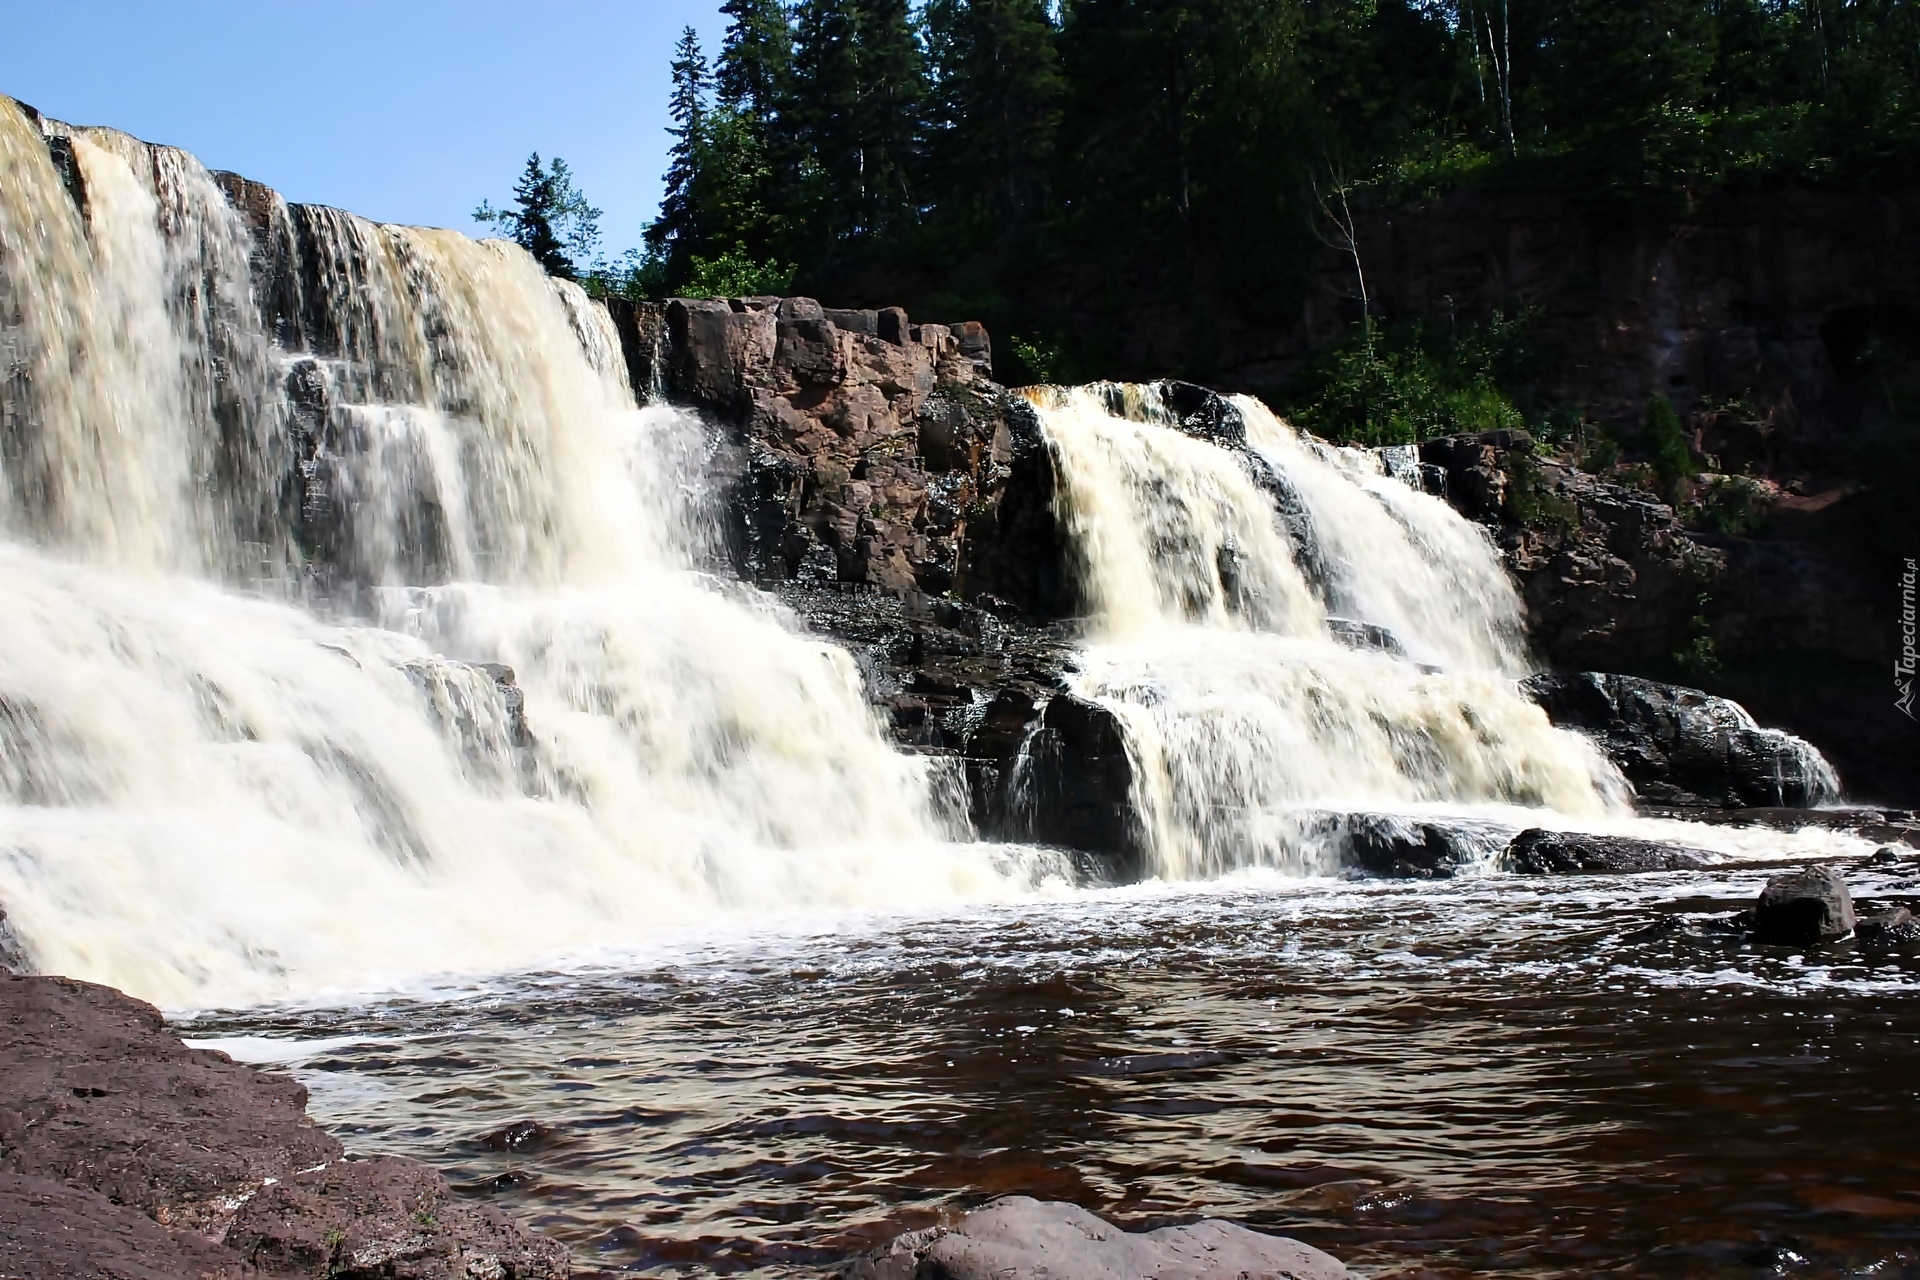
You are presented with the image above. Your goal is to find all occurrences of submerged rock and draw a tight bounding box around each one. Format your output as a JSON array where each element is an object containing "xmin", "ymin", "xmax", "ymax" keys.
[
  {"xmin": 1520, "ymin": 671, "xmax": 1839, "ymax": 809},
  {"xmin": 1751, "ymin": 866, "xmax": 1855, "ymax": 945},
  {"xmin": 838, "ymin": 1196, "xmax": 1352, "ymax": 1280},
  {"xmin": 1856, "ymin": 906, "xmax": 1919, "ymax": 944},
  {"xmin": 1502, "ymin": 828, "xmax": 1714, "ymax": 875}
]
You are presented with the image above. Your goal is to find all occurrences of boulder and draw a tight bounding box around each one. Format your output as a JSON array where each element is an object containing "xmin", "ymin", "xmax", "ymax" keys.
[
  {"xmin": 1502, "ymin": 828, "xmax": 1714, "ymax": 875},
  {"xmin": 1520, "ymin": 671, "xmax": 1839, "ymax": 808},
  {"xmin": 838, "ymin": 1196, "xmax": 1352, "ymax": 1280},
  {"xmin": 1341, "ymin": 813, "xmax": 1514, "ymax": 879},
  {"xmin": 1021, "ymin": 696, "xmax": 1142, "ymax": 876},
  {"xmin": 0, "ymin": 974, "xmax": 568, "ymax": 1278},
  {"xmin": 1751, "ymin": 866, "xmax": 1855, "ymax": 944}
]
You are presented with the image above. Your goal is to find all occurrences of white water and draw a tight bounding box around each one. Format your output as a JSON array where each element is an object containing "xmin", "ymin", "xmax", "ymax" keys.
[
  {"xmin": 0, "ymin": 99, "xmax": 1046, "ymax": 1008},
  {"xmin": 1026, "ymin": 384, "xmax": 1628, "ymax": 878}
]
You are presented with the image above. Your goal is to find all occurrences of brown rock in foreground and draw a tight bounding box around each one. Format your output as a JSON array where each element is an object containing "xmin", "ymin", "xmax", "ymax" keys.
[{"xmin": 0, "ymin": 974, "xmax": 568, "ymax": 1279}]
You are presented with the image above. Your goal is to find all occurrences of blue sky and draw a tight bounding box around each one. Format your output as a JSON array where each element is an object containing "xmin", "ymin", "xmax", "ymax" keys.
[{"xmin": 1, "ymin": 1, "xmax": 729, "ymax": 259}]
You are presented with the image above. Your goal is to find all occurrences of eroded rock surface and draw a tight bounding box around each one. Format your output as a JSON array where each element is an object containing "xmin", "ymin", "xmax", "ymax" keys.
[
  {"xmin": 608, "ymin": 297, "xmax": 1075, "ymax": 617},
  {"xmin": 0, "ymin": 974, "xmax": 568, "ymax": 1279},
  {"xmin": 1522, "ymin": 670, "xmax": 1837, "ymax": 809},
  {"xmin": 839, "ymin": 1196, "xmax": 1352, "ymax": 1280},
  {"xmin": 1502, "ymin": 828, "xmax": 1714, "ymax": 875}
]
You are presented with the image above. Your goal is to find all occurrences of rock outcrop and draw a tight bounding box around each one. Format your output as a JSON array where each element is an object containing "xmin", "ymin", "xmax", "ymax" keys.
[
  {"xmin": 606, "ymin": 296, "xmax": 1076, "ymax": 617},
  {"xmin": 1521, "ymin": 670, "xmax": 1838, "ymax": 809},
  {"xmin": 0, "ymin": 974, "xmax": 568, "ymax": 1279},
  {"xmin": 1502, "ymin": 828, "xmax": 1715, "ymax": 875},
  {"xmin": 839, "ymin": 1196, "xmax": 1352, "ymax": 1280}
]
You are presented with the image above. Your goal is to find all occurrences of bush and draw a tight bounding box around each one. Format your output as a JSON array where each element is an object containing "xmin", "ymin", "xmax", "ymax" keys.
[
  {"xmin": 1644, "ymin": 394, "xmax": 1697, "ymax": 501},
  {"xmin": 1280, "ymin": 314, "xmax": 1537, "ymax": 447}
]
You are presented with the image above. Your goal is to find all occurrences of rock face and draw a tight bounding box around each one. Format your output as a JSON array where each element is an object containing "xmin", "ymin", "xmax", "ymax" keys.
[
  {"xmin": 1521, "ymin": 670, "xmax": 1838, "ymax": 809},
  {"xmin": 839, "ymin": 1196, "xmax": 1352, "ymax": 1280},
  {"xmin": 1751, "ymin": 866, "xmax": 1856, "ymax": 944},
  {"xmin": 605, "ymin": 296, "xmax": 1076, "ymax": 618},
  {"xmin": 1339, "ymin": 813, "xmax": 1515, "ymax": 879},
  {"xmin": 1502, "ymin": 828, "xmax": 1714, "ymax": 875},
  {"xmin": 0, "ymin": 974, "xmax": 568, "ymax": 1279}
]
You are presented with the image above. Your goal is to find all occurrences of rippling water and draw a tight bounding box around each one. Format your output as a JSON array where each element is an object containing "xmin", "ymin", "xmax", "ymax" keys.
[{"xmin": 183, "ymin": 858, "xmax": 1920, "ymax": 1279}]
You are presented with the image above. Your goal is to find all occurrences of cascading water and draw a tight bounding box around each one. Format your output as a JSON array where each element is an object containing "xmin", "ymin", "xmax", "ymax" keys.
[
  {"xmin": 1026, "ymin": 384, "xmax": 1629, "ymax": 880},
  {"xmin": 0, "ymin": 99, "xmax": 1046, "ymax": 1008}
]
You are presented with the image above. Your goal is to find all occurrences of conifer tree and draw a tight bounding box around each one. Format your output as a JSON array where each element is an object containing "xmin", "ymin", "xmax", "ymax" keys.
[
  {"xmin": 924, "ymin": 0, "xmax": 1062, "ymax": 240},
  {"xmin": 647, "ymin": 27, "xmax": 712, "ymax": 279},
  {"xmin": 474, "ymin": 153, "xmax": 602, "ymax": 280}
]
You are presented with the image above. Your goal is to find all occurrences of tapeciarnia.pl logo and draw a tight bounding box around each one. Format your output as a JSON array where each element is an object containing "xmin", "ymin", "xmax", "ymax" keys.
[{"xmin": 1901, "ymin": 557, "xmax": 1918, "ymax": 720}]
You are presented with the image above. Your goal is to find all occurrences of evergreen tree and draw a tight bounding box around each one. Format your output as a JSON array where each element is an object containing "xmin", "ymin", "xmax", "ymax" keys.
[
  {"xmin": 851, "ymin": 0, "xmax": 928, "ymax": 240},
  {"xmin": 789, "ymin": 0, "xmax": 866, "ymax": 249},
  {"xmin": 716, "ymin": 0, "xmax": 795, "ymax": 261},
  {"xmin": 647, "ymin": 27, "xmax": 712, "ymax": 280},
  {"xmin": 474, "ymin": 153, "xmax": 601, "ymax": 279},
  {"xmin": 924, "ymin": 0, "xmax": 1061, "ymax": 243},
  {"xmin": 717, "ymin": 0, "xmax": 792, "ymax": 123}
]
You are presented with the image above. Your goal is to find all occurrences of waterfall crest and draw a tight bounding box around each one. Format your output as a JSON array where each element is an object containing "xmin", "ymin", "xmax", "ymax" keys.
[
  {"xmin": 0, "ymin": 99, "xmax": 1037, "ymax": 1007},
  {"xmin": 1025, "ymin": 384, "xmax": 1626, "ymax": 879}
]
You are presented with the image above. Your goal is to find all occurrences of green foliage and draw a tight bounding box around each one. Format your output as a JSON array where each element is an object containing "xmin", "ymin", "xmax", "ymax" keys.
[
  {"xmin": 1279, "ymin": 314, "xmax": 1536, "ymax": 446},
  {"xmin": 1691, "ymin": 473, "xmax": 1774, "ymax": 536},
  {"xmin": 1579, "ymin": 426, "xmax": 1622, "ymax": 474},
  {"xmin": 1644, "ymin": 394, "xmax": 1696, "ymax": 501},
  {"xmin": 1504, "ymin": 447, "xmax": 1579, "ymax": 532},
  {"xmin": 684, "ymin": 248, "xmax": 796, "ymax": 299},
  {"xmin": 1674, "ymin": 592, "xmax": 1723, "ymax": 679},
  {"xmin": 474, "ymin": 154, "xmax": 601, "ymax": 279},
  {"xmin": 1004, "ymin": 334, "xmax": 1064, "ymax": 385},
  {"xmin": 602, "ymin": 0, "xmax": 1919, "ymax": 369}
]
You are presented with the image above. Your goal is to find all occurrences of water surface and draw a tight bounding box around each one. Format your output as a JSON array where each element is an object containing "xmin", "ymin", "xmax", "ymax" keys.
[{"xmin": 185, "ymin": 859, "xmax": 1920, "ymax": 1278}]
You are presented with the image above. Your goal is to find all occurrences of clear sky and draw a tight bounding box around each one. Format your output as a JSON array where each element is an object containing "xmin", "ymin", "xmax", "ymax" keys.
[{"xmin": 0, "ymin": 1, "xmax": 729, "ymax": 259}]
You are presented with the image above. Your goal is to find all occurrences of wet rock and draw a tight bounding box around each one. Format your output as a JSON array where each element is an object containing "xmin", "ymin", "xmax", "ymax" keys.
[
  {"xmin": 1869, "ymin": 846, "xmax": 1903, "ymax": 866},
  {"xmin": 1022, "ymin": 696, "xmax": 1143, "ymax": 875},
  {"xmin": 1520, "ymin": 671, "xmax": 1839, "ymax": 809},
  {"xmin": 1341, "ymin": 813, "xmax": 1514, "ymax": 879},
  {"xmin": 1856, "ymin": 906, "xmax": 1919, "ymax": 944},
  {"xmin": 1751, "ymin": 866, "xmax": 1855, "ymax": 945},
  {"xmin": 0, "ymin": 1172, "xmax": 248, "ymax": 1280},
  {"xmin": 1325, "ymin": 617, "xmax": 1406, "ymax": 657},
  {"xmin": 838, "ymin": 1195, "xmax": 1353, "ymax": 1280},
  {"xmin": 226, "ymin": 1154, "xmax": 568, "ymax": 1280},
  {"xmin": 0, "ymin": 974, "xmax": 567, "ymax": 1278},
  {"xmin": 1502, "ymin": 828, "xmax": 1714, "ymax": 875},
  {"xmin": 0, "ymin": 905, "xmax": 28, "ymax": 974},
  {"xmin": 475, "ymin": 1119, "xmax": 555, "ymax": 1152}
]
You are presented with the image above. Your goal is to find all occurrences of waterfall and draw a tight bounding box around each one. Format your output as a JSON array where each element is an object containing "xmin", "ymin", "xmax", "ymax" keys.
[
  {"xmin": 1027, "ymin": 384, "xmax": 1626, "ymax": 880},
  {"xmin": 0, "ymin": 98, "xmax": 1041, "ymax": 1008}
]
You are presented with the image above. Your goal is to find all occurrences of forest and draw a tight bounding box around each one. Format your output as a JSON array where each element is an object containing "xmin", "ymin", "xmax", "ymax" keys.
[{"xmin": 482, "ymin": 0, "xmax": 1918, "ymax": 442}]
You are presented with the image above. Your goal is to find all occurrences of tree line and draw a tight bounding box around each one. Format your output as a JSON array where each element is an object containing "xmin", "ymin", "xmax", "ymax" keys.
[{"xmin": 478, "ymin": 0, "xmax": 1917, "ymax": 380}]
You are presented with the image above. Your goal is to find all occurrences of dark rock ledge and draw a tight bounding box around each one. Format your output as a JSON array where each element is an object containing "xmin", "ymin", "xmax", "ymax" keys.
[{"xmin": 0, "ymin": 973, "xmax": 569, "ymax": 1279}]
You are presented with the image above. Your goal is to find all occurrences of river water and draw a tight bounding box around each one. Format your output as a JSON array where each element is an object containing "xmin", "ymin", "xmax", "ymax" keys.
[{"xmin": 185, "ymin": 855, "xmax": 1920, "ymax": 1279}]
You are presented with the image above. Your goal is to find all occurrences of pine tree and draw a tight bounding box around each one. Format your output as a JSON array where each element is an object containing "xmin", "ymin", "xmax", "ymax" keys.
[
  {"xmin": 924, "ymin": 0, "xmax": 1062, "ymax": 241},
  {"xmin": 789, "ymin": 0, "xmax": 865, "ymax": 249},
  {"xmin": 851, "ymin": 0, "xmax": 927, "ymax": 240},
  {"xmin": 474, "ymin": 153, "xmax": 602, "ymax": 280},
  {"xmin": 717, "ymin": 0, "xmax": 792, "ymax": 123},
  {"xmin": 647, "ymin": 27, "xmax": 712, "ymax": 279},
  {"xmin": 716, "ymin": 0, "xmax": 795, "ymax": 260}
]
